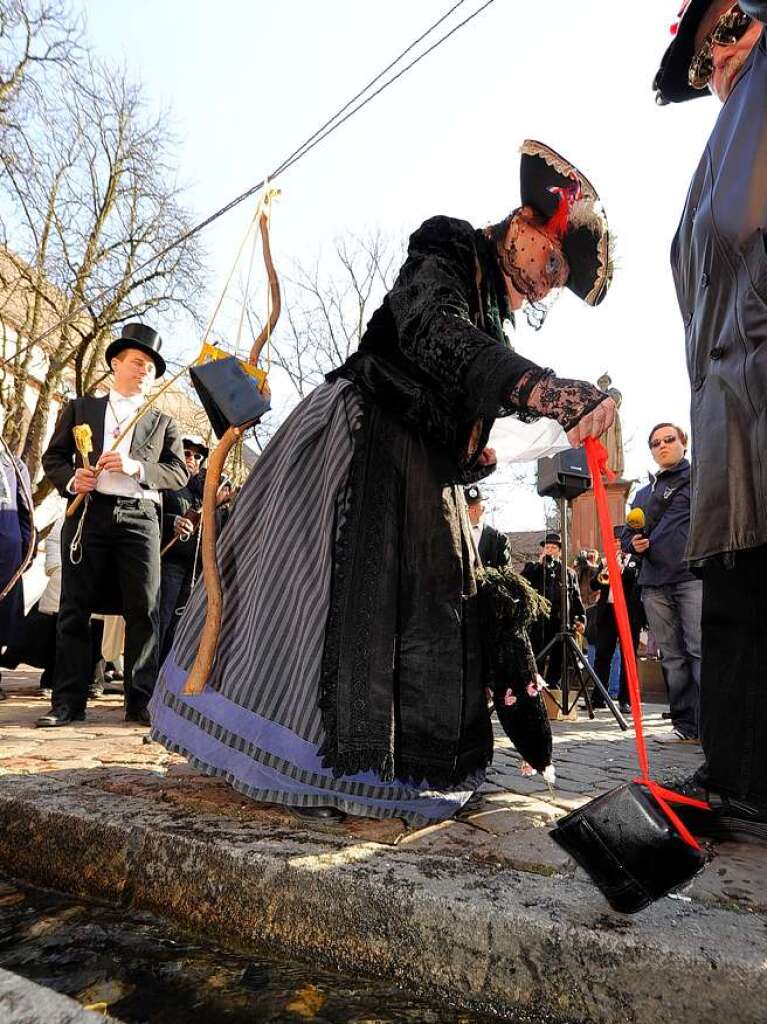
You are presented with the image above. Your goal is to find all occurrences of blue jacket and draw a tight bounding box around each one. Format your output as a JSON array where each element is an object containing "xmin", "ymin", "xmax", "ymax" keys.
[{"xmin": 620, "ymin": 459, "xmax": 696, "ymax": 587}]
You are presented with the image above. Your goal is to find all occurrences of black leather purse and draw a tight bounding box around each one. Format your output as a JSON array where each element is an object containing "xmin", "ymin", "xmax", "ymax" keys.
[
  {"xmin": 550, "ymin": 781, "xmax": 707, "ymax": 914},
  {"xmin": 189, "ymin": 356, "xmax": 271, "ymax": 437}
]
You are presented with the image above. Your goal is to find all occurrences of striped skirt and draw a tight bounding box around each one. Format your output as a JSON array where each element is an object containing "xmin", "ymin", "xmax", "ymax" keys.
[{"xmin": 149, "ymin": 380, "xmax": 483, "ymax": 824}]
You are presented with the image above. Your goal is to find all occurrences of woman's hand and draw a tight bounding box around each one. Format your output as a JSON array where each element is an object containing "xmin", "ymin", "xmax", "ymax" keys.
[{"xmin": 566, "ymin": 397, "xmax": 615, "ymax": 447}]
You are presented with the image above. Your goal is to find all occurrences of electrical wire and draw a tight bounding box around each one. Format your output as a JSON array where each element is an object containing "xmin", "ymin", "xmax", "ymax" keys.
[{"xmin": 1, "ymin": 0, "xmax": 495, "ymax": 370}]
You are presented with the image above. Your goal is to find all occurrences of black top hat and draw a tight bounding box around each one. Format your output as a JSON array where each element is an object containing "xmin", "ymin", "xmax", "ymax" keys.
[
  {"xmin": 464, "ymin": 484, "xmax": 485, "ymax": 504},
  {"xmin": 653, "ymin": 0, "xmax": 713, "ymax": 104},
  {"xmin": 519, "ymin": 140, "xmax": 613, "ymax": 307},
  {"xmin": 540, "ymin": 532, "xmax": 562, "ymax": 548},
  {"xmin": 105, "ymin": 323, "xmax": 166, "ymax": 378},
  {"xmin": 181, "ymin": 434, "xmax": 210, "ymax": 460}
]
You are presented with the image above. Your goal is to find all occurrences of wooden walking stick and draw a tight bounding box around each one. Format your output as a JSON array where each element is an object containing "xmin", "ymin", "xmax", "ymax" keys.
[{"xmin": 183, "ymin": 191, "xmax": 280, "ymax": 695}]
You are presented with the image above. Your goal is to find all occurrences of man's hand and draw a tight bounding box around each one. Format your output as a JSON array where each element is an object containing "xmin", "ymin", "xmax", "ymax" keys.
[
  {"xmin": 72, "ymin": 467, "xmax": 98, "ymax": 494},
  {"xmin": 477, "ymin": 446, "xmax": 497, "ymax": 467},
  {"xmin": 96, "ymin": 451, "xmax": 141, "ymax": 478},
  {"xmin": 631, "ymin": 536, "xmax": 650, "ymax": 554},
  {"xmin": 566, "ymin": 397, "xmax": 616, "ymax": 448},
  {"xmin": 174, "ymin": 516, "xmax": 195, "ymax": 540}
]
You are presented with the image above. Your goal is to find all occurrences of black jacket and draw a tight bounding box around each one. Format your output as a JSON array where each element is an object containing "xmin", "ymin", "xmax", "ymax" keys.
[
  {"xmin": 477, "ymin": 523, "xmax": 510, "ymax": 569},
  {"xmin": 620, "ymin": 460, "xmax": 695, "ymax": 587},
  {"xmin": 522, "ymin": 557, "xmax": 586, "ymax": 627},
  {"xmin": 43, "ymin": 395, "xmax": 188, "ymax": 501},
  {"xmin": 329, "ymin": 216, "xmax": 547, "ymax": 479},
  {"xmin": 590, "ymin": 555, "xmax": 643, "ymax": 626},
  {"xmin": 672, "ymin": 3, "xmax": 767, "ymax": 562}
]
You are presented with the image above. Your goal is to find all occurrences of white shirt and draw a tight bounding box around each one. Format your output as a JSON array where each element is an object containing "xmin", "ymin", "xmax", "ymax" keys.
[
  {"xmin": 67, "ymin": 390, "xmax": 159, "ymax": 503},
  {"xmin": 471, "ymin": 521, "xmax": 484, "ymax": 550},
  {"xmin": 97, "ymin": 390, "xmax": 159, "ymax": 502}
]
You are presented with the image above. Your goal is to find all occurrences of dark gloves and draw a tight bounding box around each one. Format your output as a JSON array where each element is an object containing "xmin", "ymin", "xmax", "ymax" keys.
[{"xmin": 508, "ymin": 370, "xmax": 608, "ymax": 432}]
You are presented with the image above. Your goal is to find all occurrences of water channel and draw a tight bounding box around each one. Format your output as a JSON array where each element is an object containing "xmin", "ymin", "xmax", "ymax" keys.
[{"xmin": 0, "ymin": 874, "xmax": 564, "ymax": 1024}]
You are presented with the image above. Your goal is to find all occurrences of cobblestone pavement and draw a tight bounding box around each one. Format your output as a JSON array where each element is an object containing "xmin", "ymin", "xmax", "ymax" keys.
[{"xmin": 0, "ymin": 666, "xmax": 764, "ymax": 913}]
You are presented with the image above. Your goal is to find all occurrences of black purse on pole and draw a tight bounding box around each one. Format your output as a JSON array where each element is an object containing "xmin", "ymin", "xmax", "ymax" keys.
[{"xmin": 189, "ymin": 356, "xmax": 270, "ymax": 438}]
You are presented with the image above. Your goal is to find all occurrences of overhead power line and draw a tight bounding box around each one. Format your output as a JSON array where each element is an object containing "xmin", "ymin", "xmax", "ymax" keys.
[{"xmin": 2, "ymin": 0, "xmax": 496, "ymax": 370}]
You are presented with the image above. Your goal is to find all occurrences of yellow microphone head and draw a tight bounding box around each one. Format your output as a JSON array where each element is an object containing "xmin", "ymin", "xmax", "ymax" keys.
[{"xmin": 626, "ymin": 508, "xmax": 646, "ymax": 530}]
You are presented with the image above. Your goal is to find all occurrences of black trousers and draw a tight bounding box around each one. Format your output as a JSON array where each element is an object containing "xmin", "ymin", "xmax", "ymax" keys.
[
  {"xmin": 700, "ymin": 547, "xmax": 767, "ymax": 807},
  {"xmin": 592, "ymin": 605, "xmax": 640, "ymax": 705},
  {"xmin": 54, "ymin": 494, "xmax": 161, "ymax": 715}
]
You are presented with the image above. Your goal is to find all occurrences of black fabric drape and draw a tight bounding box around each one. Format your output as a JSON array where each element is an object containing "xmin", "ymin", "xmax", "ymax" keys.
[{"xmin": 319, "ymin": 399, "xmax": 492, "ymax": 787}]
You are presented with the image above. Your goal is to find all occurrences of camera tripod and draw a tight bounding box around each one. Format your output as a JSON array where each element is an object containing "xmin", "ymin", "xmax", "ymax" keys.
[{"xmin": 535, "ymin": 496, "xmax": 628, "ymax": 730}]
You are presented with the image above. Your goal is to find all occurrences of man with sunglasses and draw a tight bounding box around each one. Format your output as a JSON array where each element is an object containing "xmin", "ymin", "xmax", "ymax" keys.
[
  {"xmin": 621, "ymin": 424, "xmax": 700, "ymax": 742},
  {"xmin": 654, "ymin": 3, "xmax": 767, "ymax": 840}
]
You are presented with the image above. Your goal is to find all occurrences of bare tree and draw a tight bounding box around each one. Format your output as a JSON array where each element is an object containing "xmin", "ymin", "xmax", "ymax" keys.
[
  {"xmin": 0, "ymin": 0, "xmax": 79, "ymax": 135},
  {"xmin": 248, "ymin": 230, "xmax": 400, "ymax": 402},
  {"xmin": 0, "ymin": 55, "xmax": 206, "ymax": 492}
]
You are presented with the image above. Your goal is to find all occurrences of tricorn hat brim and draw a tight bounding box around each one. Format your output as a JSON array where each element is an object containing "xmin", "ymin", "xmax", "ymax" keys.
[
  {"xmin": 653, "ymin": 0, "xmax": 713, "ymax": 105},
  {"xmin": 519, "ymin": 140, "xmax": 613, "ymax": 307}
]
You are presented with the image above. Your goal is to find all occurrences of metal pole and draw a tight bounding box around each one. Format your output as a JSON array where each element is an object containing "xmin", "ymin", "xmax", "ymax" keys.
[{"xmin": 559, "ymin": 495, "xmax": 569, "ymax": 710}]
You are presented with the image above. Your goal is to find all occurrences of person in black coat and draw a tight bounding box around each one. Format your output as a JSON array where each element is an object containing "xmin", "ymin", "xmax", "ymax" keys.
[
  {"xmin": 653, "ymin": 1, "xmax": 767, "ymax": 837},
  {"xmin": 38, "ymin": 323, "xmax": 187, "ymax": 727},
  {"xmin": 158, "ymin": 436, "xmax": 234, "ymax": 666},
  {"xmin": 464, "ymin": 484, "xmax": 510, "ymax": 568},
  {"xmin": 522, "ymin": 532, "xmax": 585, "ymax": 685},
  {"xmin": 590, "ymin": 530, "xmax": 643, "ymax": 713}
]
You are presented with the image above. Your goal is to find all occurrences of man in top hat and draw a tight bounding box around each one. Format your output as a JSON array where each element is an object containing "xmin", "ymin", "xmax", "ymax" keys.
[
  {"xmin": 39, "ymin": 323, "xmax": 187, "ymax": 727},
  {"xmin": 653, "ymin": 3, "xmax": 767, "ymax": 838},
  {"xmin": 464, "ymin": 484, "xmax": 510, "ymax": 569},
  {"xmin": 522, "ymin": 532, "xmax": 586, "ymax": 685}
]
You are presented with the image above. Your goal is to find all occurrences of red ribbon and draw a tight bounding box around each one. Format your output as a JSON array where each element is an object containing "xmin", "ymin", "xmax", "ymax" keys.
[{"xmin": 583, "ymin": 438, "xmax": 709, "ymax": 850}]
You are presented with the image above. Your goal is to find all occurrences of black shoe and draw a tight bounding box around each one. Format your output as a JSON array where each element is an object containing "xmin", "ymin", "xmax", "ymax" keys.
[
  {"xmin": 105, "ymin": 669, "xmax": 124, "ymax": 682},
  {"xmin": 88, "ymin": 682, "xmax": 105, "ymax": 700},
  {"xmin": 288, "ymin": 805, "xmax": 347, "ymax": 826},
  {"xmin": 619, "ymin": 701, "xmax": 631, "ymax": 714},
  {"xmin": 661, "ymin": 711, "xmax": 672, "ymax": 719},
  {"xmin": 671, "ymin": 774, "xmax": 767, "ymax": 845},
  {"xmin": 0, "ymin": 686, "xmax": 7, "ymax": 702},
  {"xmin": 36, "ymin": 708, "xmax": 86, "ymax": 728},
  {"xmin": 125, "ymin": 707, "xmax": 151, "ymax": 726}
]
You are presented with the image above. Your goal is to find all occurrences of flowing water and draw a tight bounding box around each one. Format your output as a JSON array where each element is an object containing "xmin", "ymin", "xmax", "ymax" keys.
[{"xmin": 0, "ymin": 874, "xmax": 542, "ymax": 1024}]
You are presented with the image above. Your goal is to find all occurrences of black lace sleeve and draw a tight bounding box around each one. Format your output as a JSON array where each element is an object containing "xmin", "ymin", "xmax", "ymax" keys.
[
  {"xmin": 509, "ymin": 370, "xmax": 607, "ymax": 431},
  {"xmin": 387, "ymin": 217, "xmax": 543, "ymax": 420}
]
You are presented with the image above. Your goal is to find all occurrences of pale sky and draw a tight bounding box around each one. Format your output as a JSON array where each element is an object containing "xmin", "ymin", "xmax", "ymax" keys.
[{"xmin": 80, "ymin": 0, "xmax": 717, "ymax": 531}]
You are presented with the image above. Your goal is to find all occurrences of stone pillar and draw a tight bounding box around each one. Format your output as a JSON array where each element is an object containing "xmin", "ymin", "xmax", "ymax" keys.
[{"xmin": 570, "ymin": 479, "xmax": 633, "ymax": 555}]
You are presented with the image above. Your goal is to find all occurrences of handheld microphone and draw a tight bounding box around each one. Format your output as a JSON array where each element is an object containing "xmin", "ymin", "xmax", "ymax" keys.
[{"xmin": 625, "ymin": 508, "xmax": 646, "ymax": 536}]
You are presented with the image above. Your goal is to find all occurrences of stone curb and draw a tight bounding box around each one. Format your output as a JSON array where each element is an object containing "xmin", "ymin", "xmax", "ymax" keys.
[
  {"xmin": 0, "ymin": 774, "xmax": 765, "ymax": 1024},
  {"xmin": 0, "ymin": 967, "xmax": 118, "ymax": 1023}
]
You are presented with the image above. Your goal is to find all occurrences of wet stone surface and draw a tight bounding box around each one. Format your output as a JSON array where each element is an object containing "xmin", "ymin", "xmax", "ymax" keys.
[
  {"xmin": 0, "ymin": 874, "xmax": 551, "ymax": 1024},
  {"xmin": 1, "ymin": 667, "xmax": 765, "ymax": 909}
]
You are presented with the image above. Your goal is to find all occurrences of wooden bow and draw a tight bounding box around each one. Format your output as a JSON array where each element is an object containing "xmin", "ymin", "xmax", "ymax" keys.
[{"xmin": 183, "ymin": 192, "xmax": 280, "ymax": 695}]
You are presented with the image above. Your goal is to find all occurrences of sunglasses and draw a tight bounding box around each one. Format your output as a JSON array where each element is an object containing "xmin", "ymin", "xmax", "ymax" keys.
[
  {"xmin": 184, "ymin": 449, "xmax": 204, "ymax": 462},
  {"xmin": 688, "ymin": 3, "xmax": 753, "ymax": 90},
  {"xmin": 649, "ymin": 434, "xmax": 679, "ymax": 450}
]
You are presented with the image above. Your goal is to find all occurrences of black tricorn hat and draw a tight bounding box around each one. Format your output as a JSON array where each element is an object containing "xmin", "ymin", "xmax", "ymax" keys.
[
  {"xmin": 519, "ymin": 140, "xmax": 613, "ymax": 307},
  {"xmin": 464, "ymin": 484, "xmax": 485, "ymax": 504},
  {"xmin": 653, "ymin": 0, "xmax": 713, "ymax": 105},
  {"xmin": 540, "ymin": 532, "xmax": 562, "ymax": 548},
  {"xmin": 105, "ymin": 323, "xmax": 166, "ymax": 378}
]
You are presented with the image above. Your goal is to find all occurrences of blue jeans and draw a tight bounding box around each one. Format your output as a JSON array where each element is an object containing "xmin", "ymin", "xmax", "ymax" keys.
[{"xmin": 641, "ymin": 580, "xmax": 702, "ymax": 737}]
